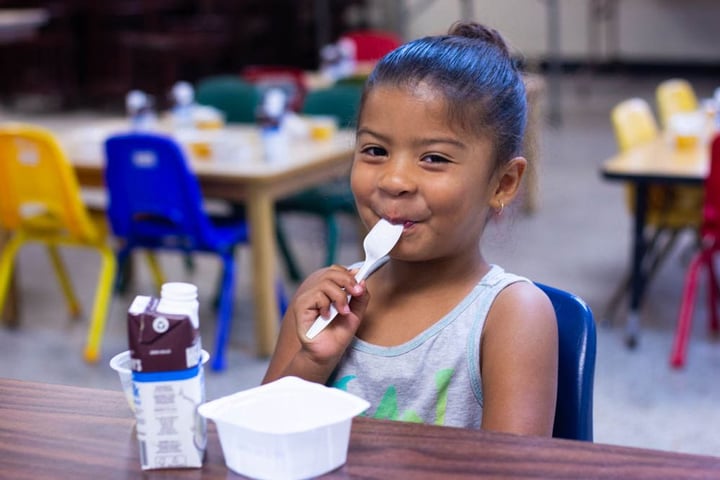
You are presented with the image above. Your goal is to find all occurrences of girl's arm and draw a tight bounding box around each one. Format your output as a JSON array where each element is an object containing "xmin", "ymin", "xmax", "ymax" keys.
[
  {"xmin": 262, "ymin": 266, "xmax": 370, "ymax": 385},
  {"xmin": 480, "ymin": 281, "xmax": 559, "ymax": 437}
]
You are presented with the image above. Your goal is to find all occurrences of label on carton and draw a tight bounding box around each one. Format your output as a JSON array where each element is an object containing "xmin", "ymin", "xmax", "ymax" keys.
[
  {"xmin": 128, "ymin": 295, "xmax": 201, "ymax": 373},
  {"xmin": 133, "ymin": 366, "xmax": 207, "ymax": 470}
]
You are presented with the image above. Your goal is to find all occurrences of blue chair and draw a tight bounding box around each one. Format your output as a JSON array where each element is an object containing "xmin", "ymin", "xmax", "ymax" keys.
[
  {"xmin": 104, "ymin": 132, "xmax": 275, "ymax": 371},
  {"xmin": 536, "ymin": 282, "xmax": 596, "ymax": 441}
]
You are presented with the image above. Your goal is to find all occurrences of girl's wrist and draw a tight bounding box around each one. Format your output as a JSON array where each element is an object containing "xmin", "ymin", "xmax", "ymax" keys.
[{"xmin": 282, "ymin": 348, "xmax": 339, "ymax": 384}]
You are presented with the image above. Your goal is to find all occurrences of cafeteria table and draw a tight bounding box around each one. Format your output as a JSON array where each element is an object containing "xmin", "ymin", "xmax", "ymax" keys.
[
  {"xmin": 601, "ymin": 133, "xmax": 708, "ymax": 346},
  {"xmin": 2, "ymin": 378, "xmax": 719, "ymax": 479}
]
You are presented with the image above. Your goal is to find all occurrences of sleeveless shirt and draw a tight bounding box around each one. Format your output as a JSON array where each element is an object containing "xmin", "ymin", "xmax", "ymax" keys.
[{"xmin": 327, "ymin": 264, "xmax": 529, "ymax": 428}]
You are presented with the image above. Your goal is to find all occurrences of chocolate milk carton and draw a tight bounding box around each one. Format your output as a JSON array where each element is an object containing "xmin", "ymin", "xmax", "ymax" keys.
[{"xmin": 128, "ymin": 282, "xmax": 206, "ymax": 470}]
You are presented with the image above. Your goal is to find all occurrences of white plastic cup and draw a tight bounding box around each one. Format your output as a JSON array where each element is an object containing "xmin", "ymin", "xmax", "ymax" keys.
[
  {"xmin": 110, "ymin": 349, "xmax": 210, "ymax": 413},
  {"xmin": 110, "ymin": 351, "xmax": 135, "ymax": 412}
]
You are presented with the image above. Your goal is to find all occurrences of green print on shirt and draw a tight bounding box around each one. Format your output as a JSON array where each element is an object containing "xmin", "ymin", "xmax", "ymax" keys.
[{"xmin": 333, "ymin": 368, "xmax": 454, "ymax": 425}]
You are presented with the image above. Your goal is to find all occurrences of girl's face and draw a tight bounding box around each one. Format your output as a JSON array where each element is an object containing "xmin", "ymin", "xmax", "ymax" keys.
[{"xmin": 352, "ymin": 83, "xmax": 520, "ymax": 263}]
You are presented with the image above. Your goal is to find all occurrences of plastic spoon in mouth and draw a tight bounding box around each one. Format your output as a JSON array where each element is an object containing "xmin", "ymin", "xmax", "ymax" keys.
[{"xmin": 305, "ymin": 218, "xmax": 403, "ymax": 339}]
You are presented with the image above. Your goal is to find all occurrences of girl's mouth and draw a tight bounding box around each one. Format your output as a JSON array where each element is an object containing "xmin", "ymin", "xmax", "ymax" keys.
[{"xmin": 386, "ymin": 218, "xmax": 416, "ymax": 229}]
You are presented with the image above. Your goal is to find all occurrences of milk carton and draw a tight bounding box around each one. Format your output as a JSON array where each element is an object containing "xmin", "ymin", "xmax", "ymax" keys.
[{"xmin": 128, "ymin": 282, "xmax": 206, "ymax": 470}]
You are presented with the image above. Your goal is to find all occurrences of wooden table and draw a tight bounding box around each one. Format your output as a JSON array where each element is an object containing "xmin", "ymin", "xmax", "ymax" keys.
[
  {"xmin": 2, "ymin": 378, "xmax": 719, "ymax": 479},
  {"xmin": 601, "ymin": 134, "xmax": 708, "ymax": 346},
  {"xmin": 55, "ymin": 120, "xmax": 355, "ymax": 356}
]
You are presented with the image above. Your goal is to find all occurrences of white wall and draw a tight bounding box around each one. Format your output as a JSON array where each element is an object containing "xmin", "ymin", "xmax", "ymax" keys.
[{"xmin": 371, "ymin": 0, "xmax": 720, "ymax": 63}]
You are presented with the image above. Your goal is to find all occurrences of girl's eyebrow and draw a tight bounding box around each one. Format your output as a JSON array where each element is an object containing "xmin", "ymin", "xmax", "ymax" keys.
[
  {"xmin": 356, "ymin": 127, "xmax": 389, "ymax": 143},
  {"xmin": 414, "ymin": 136, "xmax": 467, "ymax": 150},
  {"xmin": 356, "ymin": 127, "xmax": 467, "ymax": 150}
]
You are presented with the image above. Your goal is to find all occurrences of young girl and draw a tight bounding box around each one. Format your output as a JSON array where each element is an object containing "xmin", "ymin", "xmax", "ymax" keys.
[{"xmin": 263, "ymin": 21, "xmax": 558, "ymax": 437}]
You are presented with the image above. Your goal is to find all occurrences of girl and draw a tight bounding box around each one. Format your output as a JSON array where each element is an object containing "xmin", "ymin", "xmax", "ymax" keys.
[{"xmin": 263, "ymin": 21, "xmax": 558, "ymax": 437}]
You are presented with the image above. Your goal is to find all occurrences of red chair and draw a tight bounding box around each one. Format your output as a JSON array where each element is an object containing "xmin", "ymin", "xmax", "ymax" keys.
[
  {"xmin": 339, "ymin": 30, "xmax": 402, "ymax": 63},
  {"xmin": 671, "ymin": 133, "xmax": 720, "ymax": 368}
]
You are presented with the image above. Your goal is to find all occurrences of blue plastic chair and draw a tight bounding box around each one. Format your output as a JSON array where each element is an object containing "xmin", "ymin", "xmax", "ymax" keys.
[
  {"xmin": 536, "ymin": 282, "xmax": 596, "ymax": 441},
  {"xmin": 104, "ymin": 132, "xmax": 264, "ymax": 371}
]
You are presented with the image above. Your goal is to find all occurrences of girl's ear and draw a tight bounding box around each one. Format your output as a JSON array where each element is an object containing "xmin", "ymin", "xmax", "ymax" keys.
[{"xmin": 490, "ymin": 156, "xmax": 527, "ymax": 211}]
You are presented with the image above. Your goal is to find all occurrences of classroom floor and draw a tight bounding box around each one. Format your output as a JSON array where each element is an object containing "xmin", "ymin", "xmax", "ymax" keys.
[{"xmin": 2, "ymin": 69, "xmax": 720, "ymax": 458}]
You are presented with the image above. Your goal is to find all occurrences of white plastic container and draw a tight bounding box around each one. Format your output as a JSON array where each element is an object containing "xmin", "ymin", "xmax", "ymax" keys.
[{"xmin": 198, "ymin": 376, "xmax": 369, "ymax": 480}]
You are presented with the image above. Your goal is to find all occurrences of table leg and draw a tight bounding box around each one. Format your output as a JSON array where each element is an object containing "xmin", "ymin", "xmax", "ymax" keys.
[
  {"xmin": 626, "ymin": 182, "xmax": 649, "ymax": 348},
  {"xmin": 247, "ymin": 189, "xmax": 280, "ymax": 357},
  {"xmin": 0, "ymin": 229, "xmax": 20, "ymax": 327},
  {"xmin": 522, "ymin": 75, "xmax": 545, "ymax": 214},
  {"xmin": 546, "ymin": 0, "xmax": 562, "ymax": 126}
]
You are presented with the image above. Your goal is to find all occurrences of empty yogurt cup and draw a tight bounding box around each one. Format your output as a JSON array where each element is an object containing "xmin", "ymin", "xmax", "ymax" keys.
[{"xmin": 198, "ymin": 376, "xmax": 369, "ymax": 480}]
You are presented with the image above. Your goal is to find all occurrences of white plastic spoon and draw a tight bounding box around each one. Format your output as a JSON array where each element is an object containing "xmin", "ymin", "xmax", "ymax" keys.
[{"xmin": 305, "ymin": 218, "xmax": 403, "ymax": 339}]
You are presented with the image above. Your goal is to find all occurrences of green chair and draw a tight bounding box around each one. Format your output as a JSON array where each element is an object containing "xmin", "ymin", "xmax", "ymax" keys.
[
  {"xmin": 195, "ymin": 76, "xmax": 261, "ymax": 123},
  {"xmin": 275, "ymin": 84, "xmax": 363, "ymax": 281},
  {"xmin": 301, "ymin": 84, "xmax": 363, "ymax": 129}
]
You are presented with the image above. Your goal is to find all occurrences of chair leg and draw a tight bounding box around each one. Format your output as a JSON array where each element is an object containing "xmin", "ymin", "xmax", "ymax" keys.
[
  {"xmin": 145, "ymin": 251, "xmax": 165, "ymax": 293},
  {"xmin": 211, "ymin": 254, "xmax": 235, "ymax": 372},
  {"xmin": 0, "ymin": 234, "xmax": 25, "ymax": 326},
  {"xmin": 114, "ymin": 248, "xmax": 132, "ymax": 294},
  {"xmin": 275, "ymin": 217, "xmax": 303, "ymax": 282},
  {"xmin": 601, "ymin": 272, "xmax": 630, "ymax": 325},
  {"xmin": 602, "ymin": 227, "xmax": 669, "ymax": 324},
  {"xmin": 276, "ymin": 278, "xmax": 288, "ymax": 317},
  {"xmin": 706, "ymin": 250, "xmax": 720, "ymax": 334},
  {"xmin": 643, "ymin": 229, "xmax": 680, "ymax": 285},
  {"xmin": 324, "ymin": 215, "xmax": 340, "ymax": 267},
  {"xmin": 183, "ymin": 254, "xmax": 195, "ymax": 275},
  {"xmin": 46, "ymin": 245, "xmax": 82, "ymax": 317},
  {"xmin": 670, "ymin": 251, "xmax": 706, "ymax": 368},
  {"xmin": 83, "ymin": 245, "xmax": 117, "ymax": 363}
]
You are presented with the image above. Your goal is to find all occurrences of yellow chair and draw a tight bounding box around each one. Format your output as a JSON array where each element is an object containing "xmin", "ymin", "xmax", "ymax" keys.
[
  {"xmin": 603, "ymin": 98, "xmax": 703, "ymax": 322},
  {"xmin": 656, "ymin": 78, "xmax": 699, "ymax": 128},
  {"xmin": 0, "ymin": 124, "xmax": 116, "ymax": 363}
]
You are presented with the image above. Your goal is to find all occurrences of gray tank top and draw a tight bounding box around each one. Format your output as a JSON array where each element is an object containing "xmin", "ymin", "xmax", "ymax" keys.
[{"xmin": 328, "ymin": 264, "xmax": 529, "ymax": 428}]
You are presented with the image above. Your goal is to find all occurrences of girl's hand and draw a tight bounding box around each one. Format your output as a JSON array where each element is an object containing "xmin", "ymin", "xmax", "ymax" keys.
[
  {"xmin": 293, "ymin": 265, "xmax": 369, "ymax": 363},
  {"xmin": 262, "ymin": 265, "xmax": 371, "ymax": 385}
]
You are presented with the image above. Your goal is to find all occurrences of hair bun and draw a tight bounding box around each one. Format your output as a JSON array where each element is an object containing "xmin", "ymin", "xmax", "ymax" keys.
[{"xmin": 448, "ymin": 21, "xmax": 510, "ymax": 56}]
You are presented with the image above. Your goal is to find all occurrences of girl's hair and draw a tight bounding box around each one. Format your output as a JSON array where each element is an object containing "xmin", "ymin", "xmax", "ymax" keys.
[{"xmin": 360, "ymin": 21, "xmax": 527, "ymax": 169}]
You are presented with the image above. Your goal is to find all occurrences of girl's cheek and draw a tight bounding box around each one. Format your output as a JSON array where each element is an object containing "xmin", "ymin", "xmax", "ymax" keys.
[{"xmin": 350, "ymin": 167, "xmax": 372, "ymax": 199}]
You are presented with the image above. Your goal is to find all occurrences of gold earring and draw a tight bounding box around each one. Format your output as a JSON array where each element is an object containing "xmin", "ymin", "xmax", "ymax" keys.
[{"xmin": 496, "ymin": 201, "xmax": 504, "ymax": 216}]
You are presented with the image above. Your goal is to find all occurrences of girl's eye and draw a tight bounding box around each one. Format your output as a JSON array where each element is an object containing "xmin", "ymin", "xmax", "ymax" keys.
[
  {"xmin": 360, "ymin": 146, "xmax": 387, "ymax": 157},
  {"xmin": 421, "ymin": 154, "xmax": 451, "ymax": 164}
]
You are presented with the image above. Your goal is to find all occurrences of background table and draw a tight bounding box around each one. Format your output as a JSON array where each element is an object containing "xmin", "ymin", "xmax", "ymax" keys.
[
  {"xmin": 3, "ymin": 120, "xmax": 355, "ymax": 357},
  {"xmin": 2, "ymin": 378, "xmax": 719, "ymax": 479},
  {"xmin": 76, "ymin": 122, "xmax": 355, "ymax": 356},
  {"xmin": 601, "ymin": 134, "xmax": 707, "ymax": 346}
]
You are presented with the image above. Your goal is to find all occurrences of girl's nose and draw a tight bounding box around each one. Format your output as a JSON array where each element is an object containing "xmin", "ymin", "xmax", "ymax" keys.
[{"xmin": 377, "ymin": 158, "xmax": 416, "ymax": 197}]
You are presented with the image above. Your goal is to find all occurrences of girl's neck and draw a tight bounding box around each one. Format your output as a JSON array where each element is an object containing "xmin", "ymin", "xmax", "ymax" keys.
[
  {"xmin": 373, "ymin": 250, "xmax": 490, "ymax": 295},
  {"xmin": 358, "ymin": 251, "xmax": 490, "ymax": 346}
]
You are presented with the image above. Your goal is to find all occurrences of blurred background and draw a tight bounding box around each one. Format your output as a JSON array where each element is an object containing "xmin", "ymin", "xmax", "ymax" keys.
[
  {"xmin": 2, "ymin": 0, "xmax": 720, "ymax": 460},
  {"xmin": 2, "ymin": 1, "xmax": 720, "ymax": 111}
]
